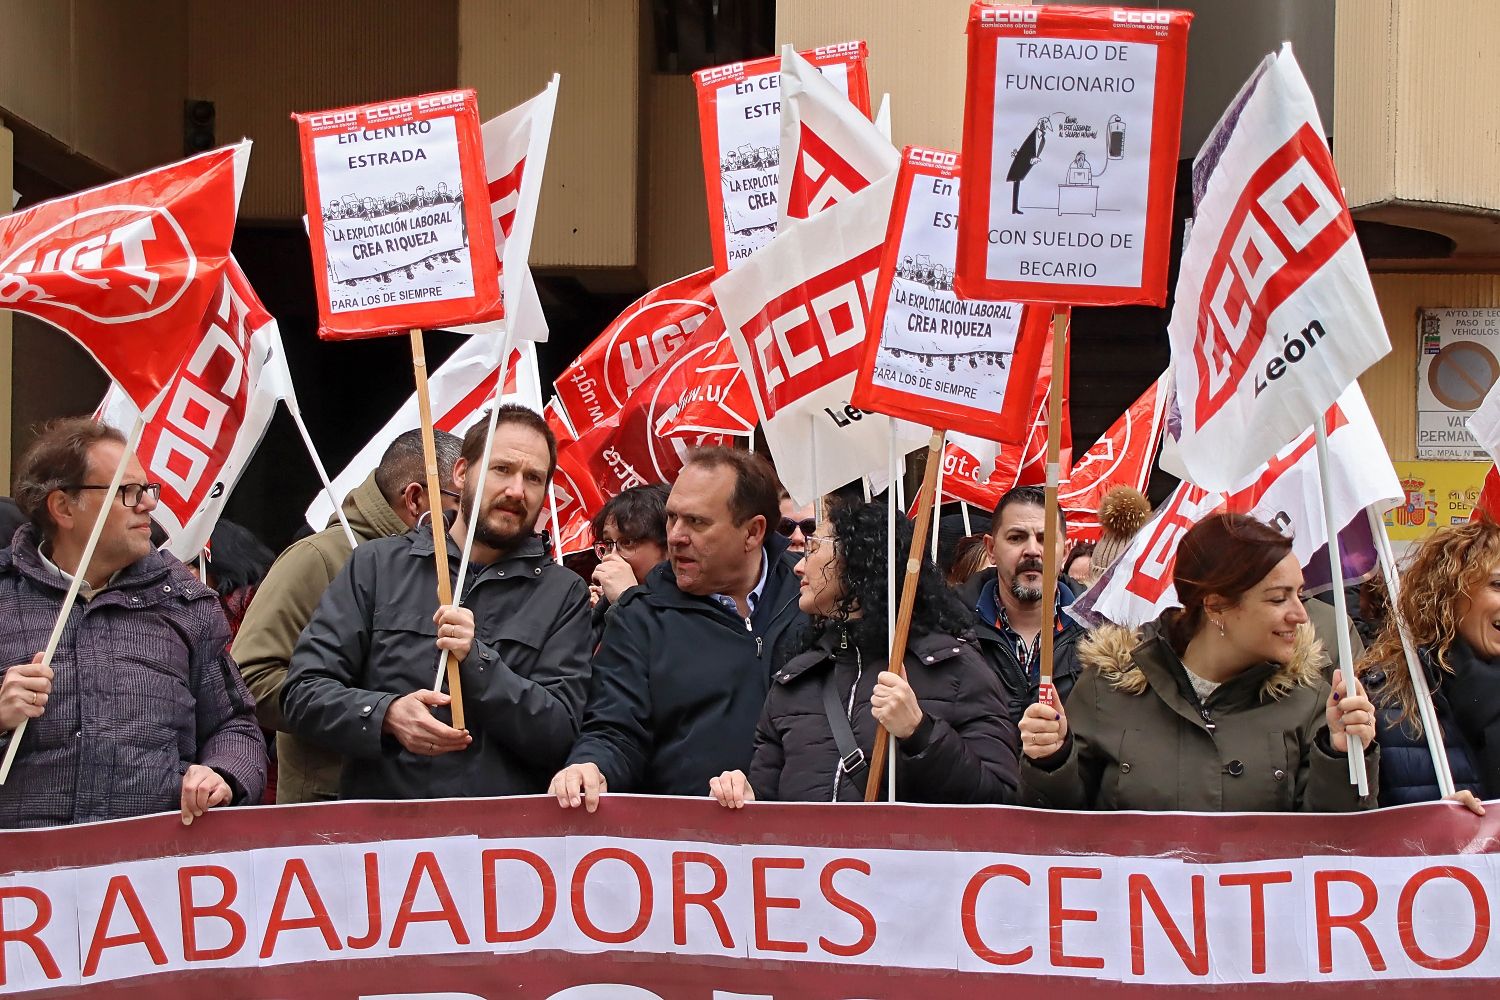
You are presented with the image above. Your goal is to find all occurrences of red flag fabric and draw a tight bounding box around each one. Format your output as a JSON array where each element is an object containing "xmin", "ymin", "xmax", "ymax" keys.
[
  {"xmin": 655, "ymin": 310, "xmax": 758, "ymax": 438},
  {"xmin": 0, "ymin": 145, "xmax": 245, "ymax": 412},
  {"xmin": 1476, "ymin": 466, "xmax": 1500, "ymax": 523},
  {"xmin": 1058, "ymin": 370, "xmax": 1168, "ymax": 538},
  {"xmin": 551, "ymin": 269, "xmax": 715, "ymax": 432}
]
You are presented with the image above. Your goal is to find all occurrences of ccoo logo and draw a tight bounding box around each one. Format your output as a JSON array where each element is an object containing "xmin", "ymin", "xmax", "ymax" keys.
[{"xmin": 0, "ymin": 205, "xmax": 196, "ymax": 325}]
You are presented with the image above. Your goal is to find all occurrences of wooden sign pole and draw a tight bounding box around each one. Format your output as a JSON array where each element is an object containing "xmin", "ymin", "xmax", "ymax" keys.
[
  {"xmin": 1038, "ymin": 308, "xmax": 1068, "ymax": 705},
  {"xmin": 865, "ymin": 429, "xmax": 947, "ymax": 801},
  {"xmin": 410, "ymin": 329, "xmax": 466, "ymax": 730}
]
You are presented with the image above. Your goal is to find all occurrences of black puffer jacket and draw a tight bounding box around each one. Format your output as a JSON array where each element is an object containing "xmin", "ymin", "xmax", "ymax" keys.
[
  {"xmin": 956, "ymin": 568, "xmax": 1086, "ymax": 725},
  {"xmin": 1367, "ymin": 640, "xmax": 1489, "ymax": 804},
  {"xmin": 747, "ymin": 627, "xmax": 1020, "ymax": 803}
]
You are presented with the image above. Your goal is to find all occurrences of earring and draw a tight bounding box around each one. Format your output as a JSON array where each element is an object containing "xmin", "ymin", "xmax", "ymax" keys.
[{"xmin": 1212, "ymin": 618, "xmax": 1226, "ymax": 638}]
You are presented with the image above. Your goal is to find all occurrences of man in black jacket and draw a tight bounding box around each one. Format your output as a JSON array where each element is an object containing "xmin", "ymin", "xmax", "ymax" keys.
[
  {"xmin": 283, "ymin": 406, "xmax": 592, "ymax": 800},
  {"xmin": 549, "ymin": 447, "xmax": 806, "ymax": 810},
  {"xmin": 957, "ymin": 485, "xmax": 1086, "ymax": 725}
]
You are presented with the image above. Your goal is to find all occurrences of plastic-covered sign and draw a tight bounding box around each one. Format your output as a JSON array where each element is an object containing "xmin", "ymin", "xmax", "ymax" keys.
[
  {"xmin": 956, "ymin": 5, "xmax": 1190, "ymax": 306},
  {"xmin": 293, "ymin": 89, "xmax": 505, "ymax": 340},
  {"xmin": 852, "ymin": 146, "xmax": 1047, "ymax": 443},
  {"xmin": 693, "ymin": 42, "xmax": 871, "ymax": 275}
]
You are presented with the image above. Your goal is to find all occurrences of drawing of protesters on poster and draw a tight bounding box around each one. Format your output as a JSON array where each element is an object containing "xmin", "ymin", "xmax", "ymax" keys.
[
  {"xmin": 693, "ymin": 43, "xmax": 871, "ymax": 274},
  {"xmin": 294, "ymin": 89, "xmax": 504, "ymax": 340},
  {"xmin": 853, "ymin": 147, "xmax": 1046, "ymax": 444},
  {"xmin": 956, "ymin": 7, "xmax": 1190, "ymax": 307}
]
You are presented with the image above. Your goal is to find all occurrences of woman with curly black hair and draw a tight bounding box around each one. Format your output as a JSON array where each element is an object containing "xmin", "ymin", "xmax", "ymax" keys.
[{"xmin": 709, "ymin": 500, "xmax": 1020, "ymax": 805}]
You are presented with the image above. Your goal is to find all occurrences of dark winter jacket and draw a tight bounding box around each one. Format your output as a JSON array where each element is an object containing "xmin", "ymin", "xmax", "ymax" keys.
[
  {"xmin": 0, "ymin": 525, "xmax": 266, "ymax": 827},
  {"xmin": 957, "ymin": 568, "xmax": 1086, "ymax": 724},
  {"xmin": 1366, "ymin": 649, "xmax": 1482, "ymax": 806},
  {"xmin": 282, "ymin": 526, "xmax": 592, "ymax": 800},
  {"xmin": 1402, "ymin": 636, "xmax": 1500, "ymax": 800},
  {"xmin": 234, "ymin": 471, "xmax": 410, "ymax": 803},
  {"xmin": 567, "ymin": 533, "xmax": 806, "ymax": 795},
  {"xmin": 748, "ymin": 626, "xmax": 1020, "ymax": 803},
  {"xmin": 1021, "ymin": 616, "xmax": 1379, "ymax": 812}
]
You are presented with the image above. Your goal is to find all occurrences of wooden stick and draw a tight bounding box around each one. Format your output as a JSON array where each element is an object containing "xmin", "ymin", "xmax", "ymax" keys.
[
  {"xmin": 885, "ymin": 431, "xmax": 900, "ymax": 804},
  {"xmin": 865, "ymin": 429, "xmax": 947, "ymax": 802},
  {"xmin": 1037, "ymin": 308, "xmax": 1068, "ymax": 705},
  {"xmin": 1313, "ymin": 414, "xmax": 1366, "ymax": 796},
  {"xmin": 0, "ymin": 410, "xmax": 149, "ymax": 784},
  {"xmin": 410, "ymin": 329, "xmax": 465, "ymax": 731}
]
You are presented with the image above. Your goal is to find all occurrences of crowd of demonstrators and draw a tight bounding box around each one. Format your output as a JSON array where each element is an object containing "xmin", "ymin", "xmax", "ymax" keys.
[
  {"xmin": 0, "ymin": 410, "xmax": 1486, "ymax": 828},
  {"xmin": 233, "ymin": 428, "xmax": 462, "ymax": 804},
  {"xmin": 549, "ymin": 447, "xmax": 806, "ymax": 810},
  {"xmin": 1018, "ymin": 513, "xmax": 1379, "ymax": 813},
  {"xmin": 709, "ymin": 499, "xmax": 1019, "ymax": 806},
  {"xmin": 587, "ymin": 484, "xmax": 669, "ymax": 642},
  {"xmin": 283, "ymin": 406, "xmax": 592, "ymax": 800},
  {"xmin": 1360, "ymin": 519, "xmax": 1494, "ymax": 813},
  {"xmin": 0, "ymin": 419, "xmax": 264, "ymax": 827},
  {"xmin": 956, "ymin": 486, "xmax": 1087, "ymax": 725}
]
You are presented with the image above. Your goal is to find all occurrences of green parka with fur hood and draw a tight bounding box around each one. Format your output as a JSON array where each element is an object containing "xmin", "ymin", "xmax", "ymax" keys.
[{"xmin": 1020, "ymin": 616, "xmax": 1379, "ymax": 813}]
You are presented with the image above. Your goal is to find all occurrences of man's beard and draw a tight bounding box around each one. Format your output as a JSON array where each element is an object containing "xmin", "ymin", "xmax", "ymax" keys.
[
  {"xmin": 1008, "ymin": 557, "xmax": 1045, "ymax": 603},
  {"xmin": 463, "ymin": 484, "xmax": 538, "ymax": 552}
]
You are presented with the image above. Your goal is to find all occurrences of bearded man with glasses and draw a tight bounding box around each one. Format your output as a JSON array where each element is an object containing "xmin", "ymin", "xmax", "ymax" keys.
[{"xmin": 0, "ymin": 418, "xmax": 265, "ymax": 827}]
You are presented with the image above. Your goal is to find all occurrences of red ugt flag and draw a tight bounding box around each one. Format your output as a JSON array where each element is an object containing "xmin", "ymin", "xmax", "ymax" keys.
[{"xmin": 0, "ymin": 145, "xmax": 246, "ymax": 412}]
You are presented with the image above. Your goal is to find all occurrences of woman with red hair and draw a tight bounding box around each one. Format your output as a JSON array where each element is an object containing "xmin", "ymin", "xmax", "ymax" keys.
[{"xmin": 1019, "ymin": 512, "xmax": 1378, "ymax": 812}]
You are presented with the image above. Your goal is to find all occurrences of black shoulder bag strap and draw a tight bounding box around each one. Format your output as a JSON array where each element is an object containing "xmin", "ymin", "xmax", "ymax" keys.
[{"xmin": 821, "ymin": 668, "xmax": 868, "ymax": 788}]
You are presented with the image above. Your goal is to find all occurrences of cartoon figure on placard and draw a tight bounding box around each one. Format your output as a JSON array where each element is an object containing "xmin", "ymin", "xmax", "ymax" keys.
[{"xmin": 1006, "ymin": 116, "xmax": 1051, "ymax": 214}]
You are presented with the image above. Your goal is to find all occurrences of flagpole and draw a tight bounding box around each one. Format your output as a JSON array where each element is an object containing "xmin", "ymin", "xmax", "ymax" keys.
[
  {"xmin": 961, "ymin": 503, "xmax": 972, "ymax": 536},
  {"xmin": 1037, "ymin": 308, "xmax": 1069, "ymax": 708},
  {"xmin": 1366, "ymin": 505, "xmax": 1455, "ymax": 797},
  {"xmin": 930, "ymin": 452, "xmax": 946, "ymax": 561},
  {"xmin": 435, "ymin": 333, "xmax": 514, "ymax": 691},
  {"xmin": 867, "ymin": 429, "xmax": 946, "ymax": 802},
  {"xmin": 0, "ymin": 410, "xmax": 149, "ymax": 784},
  {"xmin": 410, "ymin": 329, "xmax": 465, "ymax": 729},
  {"xmin": 1313, "ymin": 414, "xmax": 1367, "ymax": 796},
  {"xmin": 285, "ymin": 398, "xmax": 358, "ymax": 550},
  {"xmin": 548, "ymin": 484, "xmax": 564, "ymax": 566},
  {"xmin": 885, "ymin": 431, "xmax": 899, "ymax": 803}
]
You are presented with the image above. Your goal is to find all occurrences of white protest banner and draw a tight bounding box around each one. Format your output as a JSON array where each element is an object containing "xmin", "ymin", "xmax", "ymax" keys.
[
  {"xmin": 2, "ymin": 795, "xmax": 1497, "ymax": 996},
  {"xmin": 693, "ymin": 43, "xmax": 870, "ymax": 274},
  {"xmin": 777, "ymin": 44, "xmax": 898, "ymax": 228},
  {"xmin": 449, "ymin": 77, "xmax": 559, "ymax": 342},
  {"xmin": 1170, "ymin": 45, "xmax": 1391, "ymax": 490},
  {"xmin": 956, "ymin": 5, "xmax": 1191, "ymax": 306},
  {"xmin": 718, "ymin": 172, "xmax": 926, "ymax": 506},
  {"xmin": 1080, "ymin": 385, "xmax": 1401, "ymax": 628},
  {"xmin": 305, "ymin": 336, "xmax": 541, "ymax": 530},
  {"xmin": 293, "ymin": 90, "xmax": 503, "ymax": 340},
  {"xmin": 98, "ymin": 260, "xmax": 301, "ymax": 559},
  {"xmin": 852, "ymin": 146, "xmax": 1049, "ymax": 443},
  {"xmin": 1468, "ymin": 362, "xmax": 1500, "ymax": 466}
]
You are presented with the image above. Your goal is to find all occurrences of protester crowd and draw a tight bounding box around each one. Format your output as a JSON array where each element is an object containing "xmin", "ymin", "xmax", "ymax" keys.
[{"xmin": 0, "ymin": 410, "xmax": 1488, "ymax": 829}]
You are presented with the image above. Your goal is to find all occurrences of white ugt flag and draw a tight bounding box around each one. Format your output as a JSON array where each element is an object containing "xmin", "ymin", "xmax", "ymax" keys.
[{"xmin": 1170, "ymin": 45, "xmax": 1390, "ymax": 490}]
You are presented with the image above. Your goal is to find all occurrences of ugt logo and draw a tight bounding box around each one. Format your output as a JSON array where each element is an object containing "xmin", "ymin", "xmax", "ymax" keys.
[
  {"xmin": 0, "ymin": 206, "xmax": 195, "ymax": 324},
  {"xmin": 743, "ymin": 245, "xmax": 882, "ymax": 419},
  {"xmin": 1191, "ymin": 123, "xmax": 1352, "ymax": 427}
]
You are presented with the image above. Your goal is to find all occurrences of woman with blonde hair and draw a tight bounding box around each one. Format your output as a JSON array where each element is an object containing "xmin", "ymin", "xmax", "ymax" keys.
[{"xmin": 1359, "ymin": 519, "xmax": 1493, "ymax": 811}]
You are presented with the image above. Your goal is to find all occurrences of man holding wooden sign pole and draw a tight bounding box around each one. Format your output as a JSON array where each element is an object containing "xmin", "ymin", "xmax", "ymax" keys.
[
  {"xmin": 292, "ymin": 89, "xmax": 509, "ymax": 732},
  {"xmin": 956, "ymin": 4, "xmax": 1192, "ymax": 765}
]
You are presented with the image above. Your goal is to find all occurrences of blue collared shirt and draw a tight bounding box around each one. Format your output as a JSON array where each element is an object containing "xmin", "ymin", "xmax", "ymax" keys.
[{"xmin": 711, "ymin": 550, "xmax": 769, "ymax": 630}]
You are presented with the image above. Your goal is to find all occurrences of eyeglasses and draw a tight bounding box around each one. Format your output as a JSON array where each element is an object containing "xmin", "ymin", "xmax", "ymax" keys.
[
  {"xmin": 439, "ymin": 488, "xmax": 461, "ymax": 500},
  {"xmin": 594, "ymin": 538, "xmax": 642, "ymax": 560},
  {"xmin": 777, "ymin": 517, "xmax": 817, "ymax": 539},
  {"xmin": 65, "ymin": 483, "xmax": 161, "ymax": 509},
  {"xmin": 804, "ymin": 534, "xmax": 836, "ymax": 555}
]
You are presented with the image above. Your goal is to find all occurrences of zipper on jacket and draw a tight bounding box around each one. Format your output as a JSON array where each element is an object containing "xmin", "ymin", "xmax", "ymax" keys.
[{"xmin": 756, "ymin": 636, "xmax": 763, "ymax": 657}]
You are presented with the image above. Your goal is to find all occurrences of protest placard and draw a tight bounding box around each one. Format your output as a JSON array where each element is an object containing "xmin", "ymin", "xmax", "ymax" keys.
[
  {"xmin": 956, "ymin": 5, "xmax": 1190, "ymax": 306},
  {"xmin": 693, "ymin": 43, "xmax": 871, "ymax": 274},
  {"xmin": 852, "ymin": 146, "xmax": 1048, "ymax": 443},
  {"xmin": 294, "ymin": 90, "xmax": 503, "ymax": 340}
]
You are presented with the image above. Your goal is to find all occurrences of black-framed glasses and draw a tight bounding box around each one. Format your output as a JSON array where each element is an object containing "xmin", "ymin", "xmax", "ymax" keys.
[
  {"xmin": 777, "ymin": 517, "xmax": 817, "ymax": 539},
  {"xmin": 439, "ymin": 488, "xmax": 462, "ymax": 500},
  {"xmin": 65, "ymin": 483, "xmax": 161, "ymax": 509}
]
